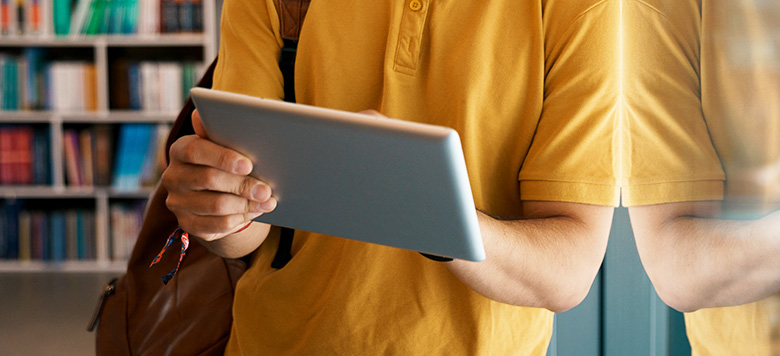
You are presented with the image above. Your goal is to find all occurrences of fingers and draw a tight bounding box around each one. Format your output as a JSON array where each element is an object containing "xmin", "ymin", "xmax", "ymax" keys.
[
  {"xmin": 165, "ymin": 190, "xmax": 277, "ymax": 241},
  {"xmin": 192, "ymin": 109, "xmax": 208, "ymax": 139},
  {"xmin": 167, "ymin": 190, "xmax": 276, "ymax": 217},
  {"xmin": 169, "ymin": 135, "xmax": 254, "ymax": 176},
  {"xmin": 162, "ymin": 133, "xmax": 277, "ymax": 240},
  {"xmin": 358, "ymin": 109, "xmax": 386, "ymax": 118},
  {"xmin": 164, "ymin": 163, "xmax": 271, "ymax": 201}
]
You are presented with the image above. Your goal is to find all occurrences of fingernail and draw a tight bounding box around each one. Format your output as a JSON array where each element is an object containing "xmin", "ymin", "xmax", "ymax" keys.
[{"xmin": 234, "ymin": 159, "xmax": 252, "ymax": 175}]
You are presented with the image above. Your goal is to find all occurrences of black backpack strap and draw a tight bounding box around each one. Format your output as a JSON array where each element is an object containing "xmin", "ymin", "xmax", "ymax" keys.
[{"xmin": 271, "ymin": 38, "xmax": 299, "ymax": 269}]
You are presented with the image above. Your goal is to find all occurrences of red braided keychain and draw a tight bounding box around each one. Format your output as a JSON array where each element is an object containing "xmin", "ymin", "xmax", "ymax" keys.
[{"xmin": 149, "ymin": 222, "xmax": 253, "ymax": 285}]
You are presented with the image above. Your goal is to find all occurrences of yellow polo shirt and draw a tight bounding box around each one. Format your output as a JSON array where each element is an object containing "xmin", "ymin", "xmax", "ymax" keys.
[
  {"xmin": 214, "ymin": 0, "xmax": 620, "ymax": 354},
  {"xmin": 624, "ymin": 0, "xmax": 780, "ymax": 354}
]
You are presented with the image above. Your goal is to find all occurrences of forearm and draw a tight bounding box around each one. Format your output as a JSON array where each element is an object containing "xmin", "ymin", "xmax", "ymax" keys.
[
  {"xmin": 193, "ymin": 222, "xmax": 272, "ymax": 259},
  {"xmin": 447, "ymin": 203, "xmax": 612, "ymax": 312},
  {"xmin": 630, "ymin": 205, "xmax": 780, "ymax": 312}
]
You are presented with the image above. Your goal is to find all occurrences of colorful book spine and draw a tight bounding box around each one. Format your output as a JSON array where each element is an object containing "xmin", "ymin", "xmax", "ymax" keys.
[{"xmin": 51, "ymin": 0, "xmax": 69, "ymax": 35}]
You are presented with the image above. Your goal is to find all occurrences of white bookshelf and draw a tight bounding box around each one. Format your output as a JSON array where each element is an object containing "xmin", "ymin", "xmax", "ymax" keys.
[{"xmin": 0, "ymin": 0, "xmax": 219, "ymax": 272}]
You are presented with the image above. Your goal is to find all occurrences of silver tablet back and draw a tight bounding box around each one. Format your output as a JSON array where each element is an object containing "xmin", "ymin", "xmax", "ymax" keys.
[{"xmin": 190, "ymin": 88, "xmax": 484, "ymax": 261}]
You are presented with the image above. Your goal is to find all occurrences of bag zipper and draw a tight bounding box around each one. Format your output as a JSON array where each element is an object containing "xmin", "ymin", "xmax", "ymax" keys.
[{"xmin": 87, "ymin": 278, "xmax": 118, "ymax": 332}]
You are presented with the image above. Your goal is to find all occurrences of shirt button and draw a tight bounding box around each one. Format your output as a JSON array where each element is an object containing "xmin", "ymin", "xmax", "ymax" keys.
[{"xmin": 409, "ymin": 0, "xmax": 422, "ymax": 11}]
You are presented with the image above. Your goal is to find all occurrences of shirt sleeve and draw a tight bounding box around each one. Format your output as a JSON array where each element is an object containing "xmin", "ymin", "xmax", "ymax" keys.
[
  {"xmin": 620, "ymin": 0, "xmax": 725, "ymax": 207},
  {"xmin": 518, "ymin": 0, "xmax": 621, "ymax": 207},
  {"xmin": 212, "ymin": 0, "xmax": 285, "ymax": 100}
]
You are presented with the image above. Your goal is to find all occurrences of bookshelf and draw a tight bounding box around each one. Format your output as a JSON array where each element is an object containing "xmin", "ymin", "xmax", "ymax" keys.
[{"xmin": 0, "ymin": 0, "xmax": 219, "ymax": 272}]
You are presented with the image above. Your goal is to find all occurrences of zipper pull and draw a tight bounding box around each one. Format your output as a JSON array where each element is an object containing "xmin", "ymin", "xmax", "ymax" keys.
[{"xmin": 87, "ymin": 278, "xmax": 118, "ymax": 332}]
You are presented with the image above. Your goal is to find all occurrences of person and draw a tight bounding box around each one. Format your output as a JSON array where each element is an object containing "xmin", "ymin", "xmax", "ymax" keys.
[
  {"xmin": 161, "ymin": 0, "xmax": 620, "ymax": 354},
  {"xmin": 623, "ymin": 0, "xmax": 780, "ymax": 354}
]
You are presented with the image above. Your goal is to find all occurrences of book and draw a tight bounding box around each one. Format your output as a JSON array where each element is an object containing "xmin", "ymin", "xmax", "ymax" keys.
[
  {"xmin": 1, "ymin": 0, "xmax": 12, "ymax": 34},
  {"xmin": 111, "ymin": 123, "xmax": 133, "ymax": 189},
  {"xmin": 65, "ymin": 209, "xmax": 78, "ymax": 259},
  {"xmin": 93, "ymin": 124, "xmax": 112, "ymax": 186},
  {"xmin": 2, "ymin": 199, "xmax": 22, "ymax": 259},
  {"xmin": 0, "ymin": 202, "xmax": 5, "ymax": 258},
  {"xmin": 30, "ymin": 210, "xmax": 45, "ymax": 260},
  {"xmin": 32, "ymin": 126, "xmax": 50, "ymax": 185},
  {"xmin": 17, "ymin": 209, "xmax": 30, "ymax": 260},
  {"xmin": 127, "ymin": 61, "xmax": 141, "ymax": 110},
  {"xmin": 49, "ymin": 210, "xmax": 66, "ymax": 261},
  {"xmin": 68, "ymin": 0, "xmax": 90, "ymax": 35},
  {"xmin": 51, "ymin": 0, "xmax": 69, "ymax": 35},
  {"xmin": 15, "ymin": 125, "xmax": 34, "ymax": 184},
  {"xmin": 63, "ymin": 128, "xmax": 82, "ymax": 186},
  {"xmin": 25, "ymin": 0, "xmax": 40, "ymax": 34},
  {"xmin": 79, "ymin": 127, "xmax": 94, "ymax": 186},
  {"xmin": 140, "ymin": 61, "xmax": 158, "ymax": 111},
  {"xmin": 190, "ymin": 0, "xmax": 200, "ymax": 32},
  {"xmin": 176, "ymin": 0, "xmax": 190, "ymax": 32},
  {"xmin": 159, "ymin": 0, "xmax": 175, "ymax": 33},
  {"xmin": 0, "ymin": 127, "xmax": 13, "ymax": 184},
  {"xmin": 121, "ymin": 0, "xmax": 136, "ymax": 33},
  {"xmin": 85, "ymin": 63, "xmax": 97, "ymax": 110},
  {"xmin": 22, "ymin": 48, "xmax": 43, "ymax": 110},
  {"xmin": 75, "ymin": 209, "xmax": 86, "ymax": 259},
  {"xmin": 158, "ymin": 61, "xmax": 181, "ymax": 111},
  {"xmin": 82, "ymin": 209, "xmax": 95, "ymax": 259}
]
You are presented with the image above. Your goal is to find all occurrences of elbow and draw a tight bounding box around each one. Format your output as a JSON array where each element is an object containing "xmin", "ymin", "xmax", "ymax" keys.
[
  {"xmin": 543, "ymin": 280, "xmax": 594, "ymax": 313},
  {"xmin": 647, "ymin": 275, "xmax": 706, "ymax": 313},
  {"xmin": 648, "ymin": 273, "xmax": 711, "ymax": 313}
]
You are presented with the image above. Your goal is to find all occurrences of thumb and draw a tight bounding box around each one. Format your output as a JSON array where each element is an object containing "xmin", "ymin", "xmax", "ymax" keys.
[{"xmin": 192, "ymin": 109, "xmax": 208, "ymax": 139}]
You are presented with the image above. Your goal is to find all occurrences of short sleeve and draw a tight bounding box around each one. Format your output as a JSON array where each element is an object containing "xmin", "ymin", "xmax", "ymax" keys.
[
  {"xmin": 212, "ymin": 0, "xmax": 285, "ymax": 100},
  {"xmin": 518, "ymin": 0, "xmax": 621, "ymax": 207},
  {"xmin": 620, "ymin": 0, "xmax": 725, "ymax": 207}
]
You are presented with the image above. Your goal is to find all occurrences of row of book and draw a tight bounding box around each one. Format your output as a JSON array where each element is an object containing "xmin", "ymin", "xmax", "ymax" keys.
[
  {"xmin": 0, "ymin": 49, "xmax": 97, "ymax": 111},
  {"xmin": 0, "ymin": 0, "xmax": 203, "ymax": 36},
  {"xmin": 0, "ymin": 200, "xmax": 97, "ymax": 261},
  {"xmin": 0, "ymin": 199, "xmax": 147, "ymax": 261},
  {"xmin": 110, "ymin": 60, "xmax": 204, "ymax": 112},
  {"xmin": 109, "ymin": 123, "xmax": 169, "ymax": 190},
  {"xmin": 0, "ymin": 122, "xmax": 168, "ymax": 188},
  {"xmin": 0, "ymin": 125, "xmax": 49, "ymax": 185},
  {"xmin": 109, "ymin": 200, "xmax": 145, "ymax": 261},
  {"xmin": 0, "ymin": 49, "xmax": 203, "ymax": 112}
]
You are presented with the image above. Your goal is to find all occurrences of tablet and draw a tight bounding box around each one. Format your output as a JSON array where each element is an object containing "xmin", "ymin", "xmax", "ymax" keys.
[{"xmin": 190, "ymin": 88, "xmax": 484, "ymax": 261}]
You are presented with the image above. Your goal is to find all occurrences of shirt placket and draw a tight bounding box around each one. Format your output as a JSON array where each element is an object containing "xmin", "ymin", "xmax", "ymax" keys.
[{"xmin": 393, "ymin": 0, "xmax": 430, "ymax": 75}]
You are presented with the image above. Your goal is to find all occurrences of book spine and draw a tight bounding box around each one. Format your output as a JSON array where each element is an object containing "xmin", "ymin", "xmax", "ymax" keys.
[
  {"xmin": 50, "ymin": 210, "xmax": 66, "ymax": 261},
  {"xmin": 16, "ymin": 210, "xmax": 29, "ymax": 260},
  {"xmin": 0, "ymin": 127, "xmax": 12, "ymax": 184},
  {"xmin": 75, "ymin": 209, "xmax": 85, "ymax": 259},
  {"xmin": 17, "ymin": 125, "xmax": 33, "ymax": 185},
  {"xmin": 65, "ymin": 209, "xmax": 77, "ymax": 259},
  {"xmin": 111, "ymin": 124, "xmax": 131, "ymax": 189},
  {"xmin": 1, "ymin": 0, "xmax": 11, "ymax": 35},
  {"xmin": 32, "ymin": 126, "xmax": 49, "ymax": 185},
  {"xmin": 159, "ymin": 0, "xmax": 175, "ymax": 33},
  {"xmin": 4, "ymin": 199, "xmax": 22, "ymax": 259},
  {"xmin": 62, "ymin": 128, "xmax": 82, "ymax": 186},
  {"xmin": 51, "ymin": 0, "xmax": 70, "ymax": 35},
  {"xmin": 30, "ymin": 210, "xmax": 44, "ymax": 260},
  {"xmin": 78, "ymin": 127, "xmax": 94, "ymax": 186},
  {"xmin": 93, "ymin": 124, "xmax": 112, "ymax": 186}
]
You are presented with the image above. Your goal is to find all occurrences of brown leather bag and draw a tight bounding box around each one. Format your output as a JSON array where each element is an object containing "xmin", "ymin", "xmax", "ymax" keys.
[
  {"xmin": 89, "ymin": 57, "xmax": 249, "ymax": 356},
  {"xmin": 89, "ymin": 2, "xmax": 308, "ymax": 354}
]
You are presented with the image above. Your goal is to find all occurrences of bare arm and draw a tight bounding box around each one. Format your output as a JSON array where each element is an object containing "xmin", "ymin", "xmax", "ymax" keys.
[
  {"xmin": 446, "ymin": 202, "xmax": 613, "ymax": 312},
  {"xmin": 161, "ymin": 110, "xmax": 277, "ymax": 258},
  {"xmin": 628, "ymin": 202, "xmax": 780, "ymax": 312}
]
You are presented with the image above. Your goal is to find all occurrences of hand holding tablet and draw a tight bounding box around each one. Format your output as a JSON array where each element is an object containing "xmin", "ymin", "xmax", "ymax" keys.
[{"xmin": 190, "ymin": 88, "xmax": 485, "ymax": 261}]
